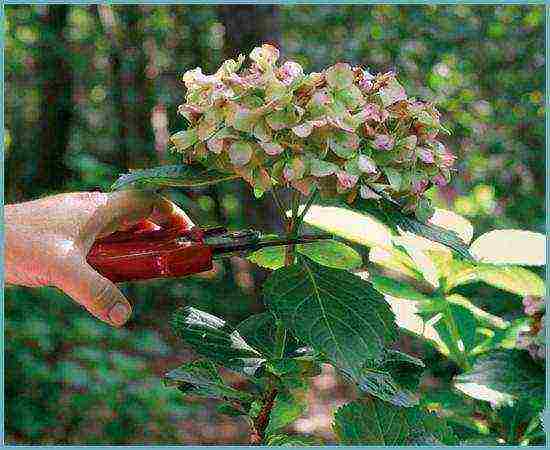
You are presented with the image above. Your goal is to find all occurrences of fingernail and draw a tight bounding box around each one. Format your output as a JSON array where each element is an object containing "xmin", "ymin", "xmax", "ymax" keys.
[{"xmin": 108, "ymin": 302, "xmax": 131, "ymax": 326}]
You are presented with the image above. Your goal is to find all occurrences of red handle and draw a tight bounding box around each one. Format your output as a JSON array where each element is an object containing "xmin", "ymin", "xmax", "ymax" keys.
[{"xmin": 87, "ymin": 222, "xmax": 213, "ymax": 283}]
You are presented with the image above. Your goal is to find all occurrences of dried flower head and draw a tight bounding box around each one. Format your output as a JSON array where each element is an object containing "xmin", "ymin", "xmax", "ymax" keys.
[{"xmin": 171, "ymin": 43, "xmax": 454, "ymax": 218}]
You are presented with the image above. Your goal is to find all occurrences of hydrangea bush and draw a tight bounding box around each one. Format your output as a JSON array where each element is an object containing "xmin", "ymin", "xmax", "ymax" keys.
[
  {"xmin": 111, "ymin": 44, "xmax": 544, "ymax": 446},
  {"xmin": 171, "ymin": 44, "xmax": 454, "ymax": 221}
]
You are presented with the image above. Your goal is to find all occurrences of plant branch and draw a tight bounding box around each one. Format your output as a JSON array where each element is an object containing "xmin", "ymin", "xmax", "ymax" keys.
[{"xmin": 249, "ymin": 387, "xmax": 278, "ymax": 445}]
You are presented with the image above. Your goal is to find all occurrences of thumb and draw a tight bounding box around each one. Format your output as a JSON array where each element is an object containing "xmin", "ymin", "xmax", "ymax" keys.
[{"xmin": 60, "ymin": 262, "xmax": 133, "ymax": 327}]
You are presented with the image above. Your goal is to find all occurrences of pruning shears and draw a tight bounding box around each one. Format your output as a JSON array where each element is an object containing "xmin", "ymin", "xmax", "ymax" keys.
[{"xmin": 87, "ymin": 219, "xmax": 332, "ymax": 283}]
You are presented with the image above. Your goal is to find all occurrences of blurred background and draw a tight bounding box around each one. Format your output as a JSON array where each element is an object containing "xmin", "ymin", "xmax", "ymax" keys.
[{"xmin": 4, "ymin": 4, "xmax": 545, "ymax": 444}]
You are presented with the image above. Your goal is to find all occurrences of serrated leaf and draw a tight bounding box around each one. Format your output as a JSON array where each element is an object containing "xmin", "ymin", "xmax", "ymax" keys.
[
  {"xmin": 371, "ymin": 274, "xmax": 434, "ymax": 302},
  {"xmin": 248, "ymin": 240, "xmax": 362, "ymax": 271},
  {"xmin": 475, "ymin": 264, "xmax": 544, "ymax": 297},
  {"xmin": 111, "ymin": 164, "xmax": 238, "ymax": 190},
  {"xmin": 171, "ymin": 306, "xmax": 264, "ymax": 376},
  {"xmin": 470, "ymin": 230, "xmax": 546, "ymax": 266},
  {"xmin": 354, "ymin": 198, "xmax": 473, "ymax": 260},
  {"xmin": 236, "ymin": 312, "xmax": 299, "ymax": 359},
  {"xmin": 265, "ymin": 391, "xmax": 307, "ymax": 435},
  {"xmin": 299, "ymin": 205, "xmax": 393, "ymax": 249},
  {"xmin": 163, "ymin": 359, "xmax": 252, "ymax": 402},
  {"xmin": 342, "ymin": 349, "xmax": 425, "ymax": 407},
  {"xmin": 333, "ymin": 398, "xmax": 456, "ymax": 445},
  {"xmin": 264, "ymin": 257, "xmax": 397, "ymax": 373},
  {"xmin": 454, "ymin": 350, "xmax": 545, "ymax": 408},
  {"xmin": 265, "ymin": 434, "xmax": 321, "ymax": 446}
]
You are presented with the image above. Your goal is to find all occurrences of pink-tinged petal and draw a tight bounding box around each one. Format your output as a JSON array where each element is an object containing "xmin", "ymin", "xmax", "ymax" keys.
[
  {"xmin": 412, "ymin": 179, "xmax": 429, "ymax": 194},
  {"xmin": 279, "ymin": 61, "xmax": 304, "ymax": 86},
  {"xmin": 249, "ymin": 44, "xmax": 280, "ymax": 71},
  {"xmin": 417, "ymin": 147, "xmax": 435, "ymax": 163},
  {"xmin": 283, "ymin": 165, "xmax": 294, "ymax": 181},
  {"xmin": 325, "ymin": 63, "xmax": 355, "ymax": 88},
  {"xmin": 260, "ymin": 142, "xmax": 284, "ymax": 156},
  {"xmin": 336, "ymin": 171, "xmax": 359, "ymax": 190},
  {"xmin": 373, "ymin": 134, "xmax": 394, "ymax": 151},
  {"xmin": 309, "ymin": 118, "xmax": 327, "ymax": 128},
  {"xmin": 292, "ymin": 122, "xmax": 313, "ymax": 138},
  {"xmin": 229, "ymin": 141, "xmax": 253, "ymax": 166},
  {"xmin": 207, "ymin": 138, "xmax": 224, "ymax": 154},
  {"xmin": 357, "ymin": 155, "xmax": 377, "ymax": 173},
  {"xmin": 432, "ymin": 174, "xmax": 448, "ymax": 187}
]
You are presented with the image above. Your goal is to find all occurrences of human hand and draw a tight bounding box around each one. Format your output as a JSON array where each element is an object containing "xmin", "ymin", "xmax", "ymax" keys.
[{"xmin": 5, "ymin": 190, "xmax": 193, "ymax": 327}]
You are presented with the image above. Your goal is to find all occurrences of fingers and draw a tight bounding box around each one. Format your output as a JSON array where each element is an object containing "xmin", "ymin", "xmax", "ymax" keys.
[
  {"xmin": 60, "ymin": 261, "xmax": 133, "ymax": 327},
  {"xmin": 149, "ymin": 194, "xmax": 195, "ymax": 230}
]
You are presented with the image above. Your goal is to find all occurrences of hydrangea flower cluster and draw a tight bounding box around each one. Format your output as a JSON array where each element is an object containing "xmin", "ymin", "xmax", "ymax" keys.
[
  {"xmin": 171, "ymin": 44, "xmax": 454, "ymax": 219},
  {"xmin": 517, "ymin": 296, "xmax": 545, "ymax": 361}
]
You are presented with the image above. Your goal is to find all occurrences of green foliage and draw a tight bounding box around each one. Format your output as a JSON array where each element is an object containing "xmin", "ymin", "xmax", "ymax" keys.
[
  {"xmin": 170, "ymin": 306, "xmax": 263, "ymax": 375},
  {"xmin": 333, "ymin": 398, "xmax": 457, "ymax": 445},
  {"xmin": 454, "ymin": 350, "xmax": 545, "ymax": 409},
  {"xmin": 264, "ymin": 256, "xmax": 397, "ymax": 371},
  {"xmin": 163, "ymin": 359, "xmax": 253, "ymax": 403},
  {"xmin": 112, "ymin": 164, "xmax": 238, "ymax": 190},
  {"xmin": 248, "ymin": 239, "xmax": 362, "ymax": 270},
  {"xmin": 5, "ymin": 4, "xmax": 545, "ymax": 445},
  {"xmin": 264, "ymin": 391, "xmax": 307, "ymax": 435}
]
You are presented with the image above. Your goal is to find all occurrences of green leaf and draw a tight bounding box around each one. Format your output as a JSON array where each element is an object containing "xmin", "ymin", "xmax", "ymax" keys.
[
  {"xmin": 298, "ymin": 240, "xmax": 363, "ymax": 270},
  {"xmin": 429, "ymin": 208, "xmax": 474, "ymax": 245},
  {"xmin": 236, "ymin": 312, "xmax": 299, "ymax": 359},
  {"xmin": 454, "ymin": 350, "xmax": 545, "ymax": 408},
  {"xmin": 171, "ymin": 128, "xmax": 198, "ymax": 151},
  {"xmin": 370, "ymin": 274, "xmax": 434, "ymax": 302},
  {"xmin": 248, "ymin": 240, "xmax": 362, "ymax": 271},
  {"xmin": 343, "ymin": 349, "xmax": 425, "ymax": 407},
  {"xmin": 299, "ymin": 204, "xmax": 393, "ymax": 249},
  {"xmin": 265, "ymin": 434, "xmax": 321, "ymax": 446},
  {"xmin": 431, "ymin": 302, "xmax": 478, "ymax": 357},
  {"xmin": 354, "ymin": 198, "xmax": 473, "ymax": 260},
  {"xmin": 475, "ymin": 264, "xmax": 544, "ymax": 297},
  {"xmin": 171, "ymin": 306, "xmax": 264, "ymax": 376},
  {"xmin": 264, "ymin": 257, "xmax": 397, "ymax": 373},
  {"xmin": 265, "ymin": 357, "xmax": 321, "ymax": 379},
  {"xmin": 333, "ymin": 398, "xmax": 456, "ymax": 445},
  {"xmin": 163, "ymin": 359, "xmax": 252, "ymax": 402},
  {"xmin": 265, "ymin": 391, "xmax": 307, "ymax": 435},
  {"xmin": 470, "ymin": 230, "xmax": 546, "ymax": 266},
  {"xmin": 111, "ymin": 164, "xmax": 238, "ymax": 190}
]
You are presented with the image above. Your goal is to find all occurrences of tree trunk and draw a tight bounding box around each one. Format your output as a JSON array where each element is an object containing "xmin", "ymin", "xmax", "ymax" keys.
[{"xmin": 32, "ymin": 5, "xmax": 73, "ymax": 196}]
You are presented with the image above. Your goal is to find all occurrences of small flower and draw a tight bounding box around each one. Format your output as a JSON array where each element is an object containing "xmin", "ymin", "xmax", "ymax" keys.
[
  {"xmin": 412, "ymin": 179, "xmax": 429, "ymax": 194},
  {"xmin": 432, "ymin": 173, "xmax": 448, "ymax": 187},
  {"xmin": 357, "ymin": 155, "xmax": 377, "ymax": 173},
  {"xmin": 260, "ymin": 142, "xmax": 284, "ymax": 156},
  {"xmin": 278, "ymin": 61, "xmax": 304, "ymax": 86},
  {"xmin": 373, "ymin": 134, "xmax": 394, "ymax": 151},
  {"xmin": 336, "ymin": 171, "xmax": 359, "ymax": 190},
  {"xmin": 417, "ymin": 147, "xmax": 435, "ymax": 164}
]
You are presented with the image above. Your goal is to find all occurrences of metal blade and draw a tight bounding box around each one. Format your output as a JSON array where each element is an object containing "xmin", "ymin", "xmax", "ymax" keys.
[{"xmin": 211, "ymin": 232, "xmax": 333, "ymax": 257}]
